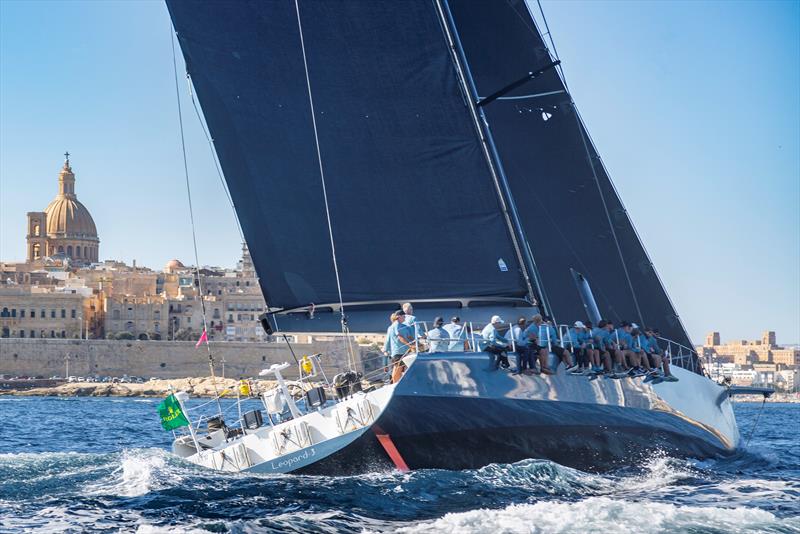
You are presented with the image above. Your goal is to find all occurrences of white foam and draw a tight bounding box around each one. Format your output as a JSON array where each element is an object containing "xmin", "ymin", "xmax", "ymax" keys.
[
  {"xmin": 85, "ymin": 449, "xmax": 172, "ymax": 497},
  {"xmin": 393, "ymin": 497, "xmax": 798, "ymax": 534}
]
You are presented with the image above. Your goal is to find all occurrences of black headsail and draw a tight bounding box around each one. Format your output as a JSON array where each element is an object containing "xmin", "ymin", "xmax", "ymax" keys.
[
  {"xmin": 166, "ymin": 1, "xmax": 533, "ymax": 313},
  {"xmin": 444, "ymin": 0, "xmax": 693, "ymax": 349}
]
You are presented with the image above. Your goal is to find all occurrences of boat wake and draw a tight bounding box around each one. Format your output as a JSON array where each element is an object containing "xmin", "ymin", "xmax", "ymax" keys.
[{"xmin": 1, "ymin": 446, "xmax": 797, "ymax": 533}]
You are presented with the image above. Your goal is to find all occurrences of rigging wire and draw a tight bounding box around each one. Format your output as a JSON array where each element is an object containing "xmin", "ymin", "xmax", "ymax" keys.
[
  {"xmin": 293, "ymin": 0, "xmax": 356, "ymax": 371},
  {"xmin": 184, "ymin": 72, "xmax": 280, "ymax": 333},
  {"xmin": 170, "ymin": 22, "xmax": 223, "ymax": 409}
]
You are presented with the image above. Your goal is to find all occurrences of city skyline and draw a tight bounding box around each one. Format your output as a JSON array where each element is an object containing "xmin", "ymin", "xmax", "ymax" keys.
[{"xmin": 1, "ymin": 0, "xmax": 798, "ymax": 344}]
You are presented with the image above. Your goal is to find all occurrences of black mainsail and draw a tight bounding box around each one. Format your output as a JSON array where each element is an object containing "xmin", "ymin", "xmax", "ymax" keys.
[
  {"xmin": 167, "ymin": 0, "xmax": 533, "ymax": 313},
  {"xmin": 168, "ymin": 0, "xmax": 691, "ymax": 347}
]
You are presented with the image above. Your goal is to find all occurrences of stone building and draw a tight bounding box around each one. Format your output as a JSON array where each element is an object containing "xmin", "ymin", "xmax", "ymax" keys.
[
  {"xmin": 104, "ymin": 295, "xmax": 170, "ymax": 340},
  {"xmin": 700, "ymin": 330, "xmax": 799, "ymax": 367},
  {"xmin": 26, "ymin": 154, "xmax": 99, "ymax": 266},
  {"xmin": 0, "ymin": 286, "xmax": 86, "ymax": 339}
]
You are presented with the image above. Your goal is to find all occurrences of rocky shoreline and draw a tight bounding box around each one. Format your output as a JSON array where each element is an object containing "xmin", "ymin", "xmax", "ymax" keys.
[{"xmin": 0, "ymin": 376, "xmax": 277, "ymax": 398}]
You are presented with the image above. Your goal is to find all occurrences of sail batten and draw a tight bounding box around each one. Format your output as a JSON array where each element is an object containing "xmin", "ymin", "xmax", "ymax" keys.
[{"xmin": 167, "ymin": 0, "xmax": 530, "ymax": 312}]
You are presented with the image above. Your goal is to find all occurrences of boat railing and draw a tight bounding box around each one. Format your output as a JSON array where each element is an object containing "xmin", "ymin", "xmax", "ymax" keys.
[{"xmin": 656, "ymin": 336, "xmax": 705, "ymax": 376}]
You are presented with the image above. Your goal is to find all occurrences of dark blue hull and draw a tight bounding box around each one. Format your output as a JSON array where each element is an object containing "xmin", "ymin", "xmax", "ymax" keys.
[{"xmin": 299, "ymin": 353, "xmax": 739, "ymax": 475}]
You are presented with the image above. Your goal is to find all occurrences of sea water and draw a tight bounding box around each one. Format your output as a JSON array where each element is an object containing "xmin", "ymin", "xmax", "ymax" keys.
[{"xmin": 0, "ymin": 397, "xmax": 797, "ymax": 533}]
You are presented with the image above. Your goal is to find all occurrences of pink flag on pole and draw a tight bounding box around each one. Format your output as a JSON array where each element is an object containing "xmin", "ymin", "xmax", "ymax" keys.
[{"xmin": 195, "ymin": 328, "xmax": 208, "ymax": 348}]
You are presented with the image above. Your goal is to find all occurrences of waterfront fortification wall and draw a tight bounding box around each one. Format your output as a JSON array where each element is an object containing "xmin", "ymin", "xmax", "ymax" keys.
[{"xmin": 0, "ymin": 338, "xmax": 375, "ymax": 379}]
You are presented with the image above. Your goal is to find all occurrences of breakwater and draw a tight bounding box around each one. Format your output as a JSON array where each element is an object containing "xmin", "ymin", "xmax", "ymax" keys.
[{"xmin": 0, "ymin": 338, "xmax": 376, "ymax": 379}]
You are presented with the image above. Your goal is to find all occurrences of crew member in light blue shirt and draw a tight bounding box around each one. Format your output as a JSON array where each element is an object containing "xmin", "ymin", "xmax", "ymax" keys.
[
  {"xmin": 481, "ymin": 315, "xmax": 510, "ymax": 370},
  {"xmin": 643, "ymin": 327, "xmax": 678, "ymax": 383},
  {"xmin": 427, "ymin": 316, "xmax": 449, "ymax": 353},
  {"xmin": 383, "ymin": 310, "xmax": 415, "ymax": 383},
  {"xmin": 616, "ymin": 322, "xmax": 643, "ymax": 373},
  {"xmin": 510, "ymin": 317, "xmax": 530, "ymax": 374},
  {"xmin": 536, "ymin": 316, "xmax": 578, "ymax": 373},
  {"xmin": 443, "ymin": 316, "xmax": 465, "ymax": 352}
]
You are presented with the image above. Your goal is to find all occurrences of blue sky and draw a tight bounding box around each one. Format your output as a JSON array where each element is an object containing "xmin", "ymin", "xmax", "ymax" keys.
[{"xmin": 1, "ymin": 0, "xmax": 798, "ymax": 344}]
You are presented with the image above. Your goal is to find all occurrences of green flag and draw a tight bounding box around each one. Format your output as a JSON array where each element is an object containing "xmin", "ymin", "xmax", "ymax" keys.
[{"xmin": 157, "ymin": 394, "xmax": 190, "ymax": 431}]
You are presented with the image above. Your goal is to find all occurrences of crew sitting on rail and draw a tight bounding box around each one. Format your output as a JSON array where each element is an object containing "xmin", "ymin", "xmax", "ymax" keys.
[
  {"xmin": 427, "ymin": 316, "xmax": 450, "ymax": 353},
  {"xmin": 534, "ymin": 315, "xmax": 579, "ymax": 373},
  {"xmin": 382, "ymin": 310, "xmax": 415, "ymax": 383},
  {"xmin": 523, "ymin": 315, "xmax": 552, "ymax": 374},
  {"xmin": 569, "ymin": 321, "xmax": 603, "ymax": 374},
  {"xmin": 481, "ymin": 315, "xmax": 511, "ymax": 370},
  {"xmin": 629, "ymin": 326, "xmax": 654, "ymax": 375},
  {"xmin": 625, "ymin": 322, "xmax": 653, "ymax": 376},
  {"xmin": 599, "ymin": 320, "xmax": 628, "ymax": 374},
  {"xmin": 568, "ymin": 321, "xmax": 588, "ymax": 371},
  {"xmin": 613, "ymin": 321, "xmax": 641, "ymax": 375},
  {"xmin": 584, "ymin": 321, "xmax": 611, "ymax": 373},
  {"xmin": 643, "ymin": 327, "xmax": 679, "ymax": 383}
]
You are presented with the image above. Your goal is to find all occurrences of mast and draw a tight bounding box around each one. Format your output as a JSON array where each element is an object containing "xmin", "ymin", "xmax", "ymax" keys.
[{"xmin": 433, "ymin": 0, "xmax": 549, "ymax": 315}]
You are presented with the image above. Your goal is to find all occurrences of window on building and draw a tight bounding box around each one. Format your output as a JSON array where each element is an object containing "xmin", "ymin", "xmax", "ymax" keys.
[
  {"xmin": 0, "ymin": 308, "xmax": 8, "ymax": 317},
  {"xmin": 51, "ymin": 310, "xmax": 56, "ymax": 318},
  {"xmin": 75, "ymin": 246, "xmax": 81, "ymax": 258},
  {"xmin": 30, "ymin": 330, "xmax": 35, "ymax": 338},
  {"xmin": 41, "ymin": 309, "xmax": 46, "ymax": 318},
  {"xmin": 20, "ymin": 330, "xmax": 25, "ymax": 338},
  {"xmin": 50, "ymin": 330, "xmax": 55, "ymax": 338},
  {"xmin": 11, "ymin": 309, "xmax": 16, "ymax": 318},
  {"xmin": 154, "ymin": 322, "xmax": 160, "ymax": 332},
  {"xmin": 0, "ymin": 327, "xmax": 8, "ymax": 338},
  {"xmin": 61, "ymin": 309, "xmax": 66, "ymax": 319},
  {"xmin": 126, "ymin": 321, "xmax": 134, "ymax": 332},
  {"xmin": 154, "ymin": 310, "xmax": 160, "ymax": 320},
  {"xmin": 58, "ymin": 246, "xmax": 64, "ymax": 254},
  {"xmin": 187, "ymin": 317, "xmax": 191, "ymax": 324},
  {"xmin": 67, "ymin": 245, "xmax": 73, "ymax": 257},
  {"xmin": 61, "ymin": 330, "xmax": 66, "ymax": 338},
  {"xmin": 71, "ymin": 309, "xmax": 76, "ymax": 319},
  {"xmin": 20, "ymin": 310, "xmax": 25, "ymax": 318},
  {"xmin": 30, "ymin": 310, "xmax": 35, "ymax": 318},
  {"xmin": 33, "ymin": 224, "xmax": 40, "ymax": 237}
]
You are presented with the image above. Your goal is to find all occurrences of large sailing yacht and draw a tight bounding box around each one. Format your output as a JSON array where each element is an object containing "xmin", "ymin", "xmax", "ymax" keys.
[{"xmin": 164, "ymin": 0, "xmax": 744, "ymax": 474}]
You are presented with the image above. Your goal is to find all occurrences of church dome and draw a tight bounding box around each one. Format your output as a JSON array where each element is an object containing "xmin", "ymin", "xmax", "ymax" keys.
[
  {"xmin": 44, "ymin": 197, "xmax": 98, "ymax": 238},
  {"xmin": 164, "ymin": 259, "xmax": 186, "ymax": 273},
  {"xmin": 43, "ymin": 158, "xmax": 98, "ymax": 240}
]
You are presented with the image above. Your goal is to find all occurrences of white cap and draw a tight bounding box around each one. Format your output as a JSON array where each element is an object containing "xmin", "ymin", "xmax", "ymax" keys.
[
  {"xmin": 574, "ymin": 321, "xmax": 586, "ymax": 328},
  {"xmin": 631, "ymin": 323, "xmax": 640, "ymax": 329},
  {"xmin": 491, "ymin": 315, "xmax": 504, "ymax": 324}
]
